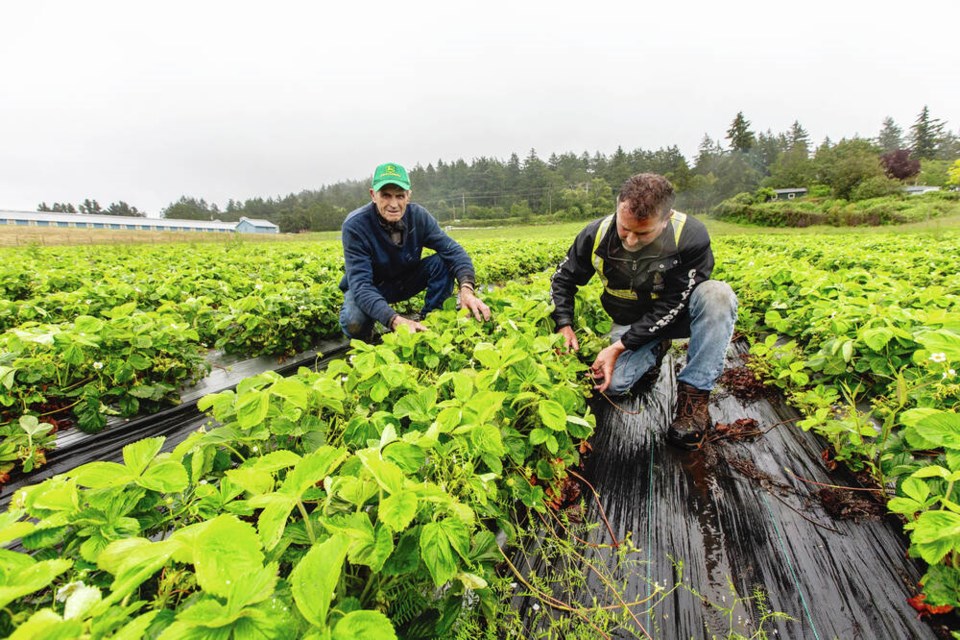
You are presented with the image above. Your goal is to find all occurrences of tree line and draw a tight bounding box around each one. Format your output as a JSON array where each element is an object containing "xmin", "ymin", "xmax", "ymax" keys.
[{"xmin": 36, "ymin": 106, "xmax": 960, "ymax": 232}]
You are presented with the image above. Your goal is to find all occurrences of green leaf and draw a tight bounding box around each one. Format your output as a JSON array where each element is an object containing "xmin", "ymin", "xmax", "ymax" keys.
[
  {"xmin": 420, "ymin": 522, "xmax": 457, "ymax": 587},
  {"xmin": 331, "ymin": 610, "xmax": 398, "ymax": 640},
  {"xmin": 72, "ymin": 461, "xmax": 134, "ymax": 488},
  {"xmin": 249, "ymin": 450, "xmax": 302, "ymax": 472},
  {"xmin": 250, "ymin": 494, "xmax": 296, "ymax": 551},
  {"xmin": 236, "ymin": 390, "xmax": 270, "ymax": 429},
  {"xmin": 538, "ymin": 400, "xmax": 567, "ymax": 431},
  {"xmin": 393, "ymin": 389, "xmax": 437, "ymax": 423},
  {"xmin": 290, "ymin": 533, "xmax": 349, "ymax": 628},
  {"xmin": 123, "ymin": 437, "xmax": 165, "ymax": 476},
  {"xmin": 225, "ymin": 467, "xmax": 276, "ymax": 496},
  {"xmin": 270, "ymin": 377, "xmax": 311, "ymax": 410},
  {"xmin": 138, "ymin": 460, "xmax": 189, "ymax": 493},
  {"xmin": 193, "ymin": 515, "xmax": 265, "ymax": 599},
  {"xmin": 378, "ymin": 491, "xmax": 418, "ymax": 532},
  {"xmin": 911, "ymin": 511, "xmax": 960, "ymax": 565},
  {"xmin": 0, "ymin": 558, "xmax": 72, "ymax": 609},
  {"xmin": 841, "ymin": 340, "xmax": 854, "ymax": 363},
  {"xmin": 7, "ymin": 609, "xmax": 82, "ymax": 640},
  {"xmin": 916, "ymin": 329, "xmax": 960, "ymax": 362},
  {"xmin": 358, "ymin": 450, "xmax": 405, "ymax": 495},
  {"xmin": 281, "ymin": 446, "xmax": 348, "ymax": 497},
  {"xmin": 472, "ymin": 343, "xmax": 501, "ymax": 369},
  {"xmin": 382, "ymin": 442, "xmax": 425, "ymax": 474},
  {"xmin": 95, "ymin": 538, "xmax": 180, "ymax": 612},
  {"xmin": 0, "ymin": 520, "xmax": 34, "ymax": 547},
  {"xmin": 860, "ymin": 327, "xmax": 894, "ymax": 351},
  {"xmin": 529, "ymin": 428, "xmax": 549, "ymax": 446},
  {"xmin": 113, "ymin": 611, "xmax": 160, "ymax": 640},
  {"xmin": 545, "ymin": 435, "xmax": 559, "ymax": 455},
  {"xmin": 901, "ymin": 477, "xmax": 931, "ymax": 504},
  {"xmin": 350, "ymin": 525, "xmax": 394, "ymax": 572},
  {"xmin": 127, "ymin": 353, "xmax": 152, "ymax": 371},
  {"xmin": 914, "ymin": 411, "xmax": 960, "ymax": 449}
]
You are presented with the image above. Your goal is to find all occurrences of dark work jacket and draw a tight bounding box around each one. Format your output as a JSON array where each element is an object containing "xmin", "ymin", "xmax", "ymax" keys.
[
  {"xmin": 339, "ymin": 202, "xmax": 475, "ymax": 327},
  {"xmin": 549, "ymin": 210, "xmax": 714, "ymax": 351}
]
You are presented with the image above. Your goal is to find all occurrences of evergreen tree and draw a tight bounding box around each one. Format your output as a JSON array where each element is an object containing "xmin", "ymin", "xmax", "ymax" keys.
[
  {"xmin": 876, "ymin": 116, "xmax": 903, "ymax": 153},
  {"xmin": 909, "ymin": 105, "xmax": 945, "ymax": 160},
  {"xmin": 725, "ymin": 111, "xmax": 755, "ymax": 152},
  {"xmin": 104, "ymin": 201, "xmax": 144, "ymax": 217},
  {"xmin": 788, "ymin": 120, "xmax": 811, "ymax": 153},
  {"xmin": 695, "ymin": 134, "xmax": 724, "ymax": 171},
  {"xmin": 78, "ymin": 199, "xmax": 103, "ymax": 215},
  {"xmin": 752, "ymin": 130, "xmax": 787, "ymax": 176}
]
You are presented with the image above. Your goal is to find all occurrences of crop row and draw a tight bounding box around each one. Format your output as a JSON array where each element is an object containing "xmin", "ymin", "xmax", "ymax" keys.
[
  {"xmin": 713, "ymin": 231, "xmax": 960, "ymax": 609},
  {"xmin": 0, "ymin": 240, "xmax": 568, "ymax": 480},
  {"xmin": 1, "ymin": 280, "xmax": 601, "ymax": 638}
]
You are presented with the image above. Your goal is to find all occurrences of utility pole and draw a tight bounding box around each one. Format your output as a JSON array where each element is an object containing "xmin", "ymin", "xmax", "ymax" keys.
[{"xmin": 461, "ymin": 194, "xmax": 465, "ymax": 220}]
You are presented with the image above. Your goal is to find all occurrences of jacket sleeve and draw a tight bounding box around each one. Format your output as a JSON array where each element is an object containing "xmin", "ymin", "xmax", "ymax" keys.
[
  {"xmin": 549, "ymin": 222, "xmax": 599, "ymax": 329},
  {"xmin": 418, "ymin": 207, "xmax": 476, "ymax": 285},
  {"xmin": 618, "ymin": 224, "xmax": 714, "ymax": 350},
  {"xmin": 342, "ymin": 221, "xmax": 398, "ymax": 327}
]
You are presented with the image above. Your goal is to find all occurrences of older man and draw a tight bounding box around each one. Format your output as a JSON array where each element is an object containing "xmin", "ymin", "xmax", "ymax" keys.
[
  {"xmin": 550, "ymin": 173, "xmax": 738, "ymax": 450},
  {"xmin": 339, "ymin": 162, "xmax": 490, "ymax": 340}
]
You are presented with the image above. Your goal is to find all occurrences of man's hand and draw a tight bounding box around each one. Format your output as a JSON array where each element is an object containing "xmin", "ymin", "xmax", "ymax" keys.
[
  {"xmin": 460, "ymin": 287, "xmax": 491, "ymax": 322},
  {"xmin": 390, "ymin": 315, "xmax": 427, "ymax": 333},
  {"xmin": 557, "ymin": 325, "xmax": 580, "ymax": 352},
  {"xmin": 590, "ymin": 340, "xmax": 627, "ymax": 393}
]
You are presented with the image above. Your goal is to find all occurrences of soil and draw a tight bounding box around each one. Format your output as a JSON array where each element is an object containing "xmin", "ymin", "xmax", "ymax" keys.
[
  {"xmin": 817, "ymin": 486, "xmax": 888, "ymax": 521},
  {"xmin": 716, "ymin": 360, "xmax": 777, "ymax": 402}
]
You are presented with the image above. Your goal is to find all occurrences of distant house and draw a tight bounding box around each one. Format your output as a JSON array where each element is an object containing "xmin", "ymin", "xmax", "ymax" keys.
[
  {"xmin": 902, "ymin": 185, "xmax": 941, "ymax": 196},
  {"xmin": 772, "ymin": 188, "xmax": 808, "ymax": 201},
  {"xmin": 0, "ymin": 210, "xmax": 280, "ymax": 234},
  {"xmin": 234, "ymin": 217, "xmax": 279, "ymax": 234}
]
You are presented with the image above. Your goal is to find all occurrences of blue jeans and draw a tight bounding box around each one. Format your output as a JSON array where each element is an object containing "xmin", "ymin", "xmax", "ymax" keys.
[
  {"xmin": 606, "ymin": 280, "xmax": 738, "ymax": 395},
  {"xmin": 339, "ymin": 253, "xmax": 454, "ymax": 339}
]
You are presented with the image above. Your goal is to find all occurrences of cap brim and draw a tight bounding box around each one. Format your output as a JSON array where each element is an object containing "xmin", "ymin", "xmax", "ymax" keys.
[{"xmin": 372, "ymin": 179, "xmax": 411, "ymax": 192}]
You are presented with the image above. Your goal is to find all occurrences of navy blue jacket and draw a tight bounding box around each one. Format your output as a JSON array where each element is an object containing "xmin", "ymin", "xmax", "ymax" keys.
[{"xmin": 339, "ymin": 202, "xmax": 475, "ymax": 326}]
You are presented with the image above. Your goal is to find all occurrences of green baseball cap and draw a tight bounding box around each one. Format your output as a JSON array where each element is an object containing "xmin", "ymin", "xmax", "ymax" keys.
[{"xmin": 371, "ymin": 162, "xmax": 411, "ymax": 192}]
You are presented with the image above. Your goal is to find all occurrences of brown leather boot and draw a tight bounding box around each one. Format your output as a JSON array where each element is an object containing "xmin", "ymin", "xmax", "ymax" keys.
[{"xmin": 667, "ymin": 382, "xmax": 713, "ymax": 450}]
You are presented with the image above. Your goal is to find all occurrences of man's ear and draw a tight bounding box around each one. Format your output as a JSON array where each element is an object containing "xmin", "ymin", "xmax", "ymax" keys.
[{"xmin": 369, "ymin": 188, "xmax": 376, "ymax": 201}]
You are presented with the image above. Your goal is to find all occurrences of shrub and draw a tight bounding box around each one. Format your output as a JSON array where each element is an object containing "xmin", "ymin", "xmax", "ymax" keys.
[{"xmin": 851, "ymin": 176, "xmax": 903, "ymax": 201}]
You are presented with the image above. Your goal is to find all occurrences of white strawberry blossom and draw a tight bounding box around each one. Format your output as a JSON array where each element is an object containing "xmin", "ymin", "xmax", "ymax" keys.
[{"xmin": 930, "ymin": 352, "xmax": 947, "ymax": 363}]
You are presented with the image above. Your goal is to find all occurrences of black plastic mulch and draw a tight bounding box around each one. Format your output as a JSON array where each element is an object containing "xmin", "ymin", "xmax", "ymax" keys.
[
  {"xmin": 0, "ymin": 339, "xmax": 348, "ymax": 508},
  {"xmin": 511, "ymin": 341, "xmax": 952, "ymax": 639}
]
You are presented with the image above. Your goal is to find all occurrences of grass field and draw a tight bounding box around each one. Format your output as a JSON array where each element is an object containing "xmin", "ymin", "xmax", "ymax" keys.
[{"xmin": 3, "ymin": 210, "xmax": 960, "ymax": 248}]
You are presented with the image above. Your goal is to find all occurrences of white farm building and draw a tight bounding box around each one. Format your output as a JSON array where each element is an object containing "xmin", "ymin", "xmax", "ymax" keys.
[{"xmin": 0, "ymin": 210, "xmax": 279, "ymax": 234}]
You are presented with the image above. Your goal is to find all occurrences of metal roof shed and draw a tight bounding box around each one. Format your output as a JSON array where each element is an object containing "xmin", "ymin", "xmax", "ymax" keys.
[{"xmin": 235, "ymin": 216, "xmax": 279, "ymax": 234}]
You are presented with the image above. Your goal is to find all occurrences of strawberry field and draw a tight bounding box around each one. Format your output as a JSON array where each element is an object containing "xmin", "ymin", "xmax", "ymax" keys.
[{"xmin": 1, "ymin": 228, "xmax": 959, "ymax": 637}]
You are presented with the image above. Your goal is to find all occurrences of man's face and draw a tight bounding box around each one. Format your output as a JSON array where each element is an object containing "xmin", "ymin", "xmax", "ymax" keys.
[
  {"xmin": 615, "ymin": 200, "xmax": 669, "ymax": 251},
  {"xmin": 370, "ymin": 185, "xmax": 410, "ymax": 222}
]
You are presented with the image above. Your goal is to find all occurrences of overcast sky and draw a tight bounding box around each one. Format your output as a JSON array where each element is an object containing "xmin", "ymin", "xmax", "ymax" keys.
[{"xmin": 2, "ymin": 1, "xmax": 958, "ymax": 216}]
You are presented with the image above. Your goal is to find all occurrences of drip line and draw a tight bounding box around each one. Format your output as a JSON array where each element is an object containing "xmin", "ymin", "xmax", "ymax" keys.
[{"xmin": 760, "ymin": 493, "xmax": 821, "ymax": 640}]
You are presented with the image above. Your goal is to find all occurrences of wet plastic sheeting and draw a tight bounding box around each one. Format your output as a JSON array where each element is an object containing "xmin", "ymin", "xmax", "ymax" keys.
[
  {"xmin": 513, "ymin": 342, "xmax": 936, "ymax": 639},
  {"xmin": 0, "ymin": 339, "xmax": 348, "ymax": 508}
]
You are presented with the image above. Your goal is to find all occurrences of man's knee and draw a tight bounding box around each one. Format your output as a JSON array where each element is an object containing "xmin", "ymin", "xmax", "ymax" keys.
[
  {"xmin": 341, "ymin": 318, "xmax": 370, "ymax": 339},
  {"xmin": 339, "ymin": 295, "xmax": 373, "ymax": 338},
  {"xmin": 692, "ymin": 280, "xmax": 738, "ymax": 316}
]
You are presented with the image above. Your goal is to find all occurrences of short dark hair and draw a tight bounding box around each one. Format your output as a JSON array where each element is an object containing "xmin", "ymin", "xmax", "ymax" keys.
[{"xmin": 618, "ymin": 173, "xmax": 675, "ymax": 220}]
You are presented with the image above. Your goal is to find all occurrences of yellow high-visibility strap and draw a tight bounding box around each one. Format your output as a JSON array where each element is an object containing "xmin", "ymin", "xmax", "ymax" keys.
[
  {"xmin": 591, "ymin": 210, "xmax": 687, "ymax": 301},
  {"xmin": 591, "ymin": 214, "xmax": 637, "ymax": 300}
]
